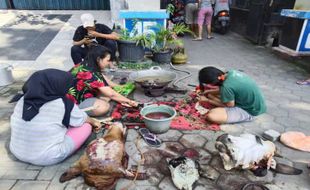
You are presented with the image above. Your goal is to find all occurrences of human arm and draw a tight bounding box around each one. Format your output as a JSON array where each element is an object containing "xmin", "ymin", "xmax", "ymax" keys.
[
  {"xmin": 73, "ymin": 38, "xmax": 93, "ymax": 46},
  {"xmin": 102, "ymin": 74, "xmax": 119, "ymax": 88},
  {"xmin": 198, "ymin": 91, "xmax": 234, "ymax": 107},
  {"xmin": 98, "ymin": 86, "xmax": 138, "ymax": 107},
  {"xmin": 86, "ymin": 117, "xmax": 102, "ymax": 132},
  {"xmin": 88, "ymin": 31, "xmax": 120, "ymax": 40}
]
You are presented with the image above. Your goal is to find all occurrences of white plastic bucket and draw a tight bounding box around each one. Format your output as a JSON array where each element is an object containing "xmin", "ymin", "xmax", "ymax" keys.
[{"xmin": 0, "ymin": 64, "xmax": 14, "ymax": 86}]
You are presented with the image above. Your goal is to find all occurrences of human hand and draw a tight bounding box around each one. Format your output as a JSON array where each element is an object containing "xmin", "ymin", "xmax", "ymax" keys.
[
  {"xmin": 128, "ymin": 100, "xmax": 138, "ymax": 107},
  {"xmin": 197, "ymin": 95, "xmax": 208, "ymax": 102},
  {"xmin": 91, "ymin": 118, "xmax": 102, "ymax": 133},
  {"xmin": 83, "ymin": 38, "xmax": 93, "ymax": 45},
  {"xmin": 88, "ymin": 30, "xmax": 100, "ymax": 38},
  {"xmin": 121, "ymin": 100, "xmax": 138, "ymax": 107}
]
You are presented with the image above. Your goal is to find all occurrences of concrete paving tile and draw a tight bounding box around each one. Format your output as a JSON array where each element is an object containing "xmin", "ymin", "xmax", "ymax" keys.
[
  {"xmin": 196, "ymin": 148, "xmax": 212, "ymax": 165},
  {"xmin": 125, "ymin": 141, "xmax": 138, "ymax": 157},
  {"xmin": 0, "ymin": 168, "xmax": 8, "ymax": 178},
  {"xmin": 2, "ymin": 169, "xmax": 39, "ymax": 180},
  {"xmin": 274, "ymin": 117, "xmax": 300, "ymax": 128},
  {"xmin": 27, "ymin": 164, "xmax": 43, "ymax": 170},
  {"xmin": 267, "ymin": 107, "xmax": 289, "ymax": 117},
  {"xmin": 220, "ymin": 124, "xmax": 245, "ymax": 135},
  {"xmin": 11, "ymin": 180, "xmax": 49, "ymax": 190},
  {"xmin": 179, "ymin": 134, "xmax": 206, "ymax": 148},
  {"xmin": 199, "ymin": 165, "xmax": 220, "ymax": 181},
  {"xmin": 115, "ymin": 178, "xmax": 139, "ymax": 190},
  {"xmin": 46, "ymin": 170, "xmax": 71, "ymax": 190},
  {"xmin": 274, "ymin": 172, "xmax": 310, "ymax": 190},
  {"xmin": 37, "ymin": 164, "xmax": 61, "ymax": 180},
  {"xmin": 0, "ymin": 179, "xmax": 17, "ymax": 190},
  {"xmin": 158, "ymin": 130, "xmax": 182, "ymax": 141},
  {"xmin": 0, "ymin": 161, "xmax": 29, "ymax": 169},
  {"xmin": 289, "ymin": 112, "xmax": 310, "ymax": 123},
  {"xmin": 158, "ymin": 176, "xmax": 178, "ymax": 190},
  {"xmin": 126, "ymin": 129, "xmax": 139, "ymax": 142},
  {"xmin": 216, "ymin": 174, "xmax": 249, "ymax": 190},
  {"xmin": 64, "ymin": 177, "xmax": 89, "ymax": 190}
]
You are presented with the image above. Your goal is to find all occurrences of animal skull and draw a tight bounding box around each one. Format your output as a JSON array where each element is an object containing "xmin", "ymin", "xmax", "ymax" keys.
[
  {"xmin": 167, "ymin": 157, "xmax": 200, "ymax": 190},
  {"xmin": 215, "ymin": 134, "xmax": 276, "ymax": 171}
]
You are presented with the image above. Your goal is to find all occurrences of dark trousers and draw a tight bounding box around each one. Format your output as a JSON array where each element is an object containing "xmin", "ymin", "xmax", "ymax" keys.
[{"xmin": 71, "ymin": 40, "xmax": 117, "ymax": 64}]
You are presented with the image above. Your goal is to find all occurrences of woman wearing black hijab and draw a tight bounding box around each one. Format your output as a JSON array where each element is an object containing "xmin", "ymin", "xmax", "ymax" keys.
[
  {"xmin": 67, "ymin": 45, "xmax": 138, "ymax": 116},
  {"xmin": 10, "ymin": 69, "xmax": 101, "ymax": 166}
]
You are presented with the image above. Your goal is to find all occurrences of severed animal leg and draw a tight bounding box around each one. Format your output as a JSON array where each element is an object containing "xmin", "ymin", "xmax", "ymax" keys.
[
  {"xmin": 59, "ymin": 165, "xmax": 82, "ymax": 183},
  {"xmin": 273, "ymin": 163, "xmax": 303, "ymax": 175}
]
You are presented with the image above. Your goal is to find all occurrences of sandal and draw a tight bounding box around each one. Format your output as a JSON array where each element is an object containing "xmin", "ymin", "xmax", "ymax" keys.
[
  {"xmin": 296, "ymin": 80, "xmax": 310, "ymax": 85},
  {"xmin": 193, "ymin": 38, "xmax": 203, "ymax": 41},
  {"xmin": 138, "ymin": 128, "xmax": 162, "ymax": 147},
  {"xmin": 207, "ymin": 36, "xmax": 214, "ymax": 40}
]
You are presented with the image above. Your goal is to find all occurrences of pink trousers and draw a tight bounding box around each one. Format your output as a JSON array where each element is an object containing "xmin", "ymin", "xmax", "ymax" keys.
[{"xmin": 65, "ymin": 123, "xmax": 92, "ymax": 151}]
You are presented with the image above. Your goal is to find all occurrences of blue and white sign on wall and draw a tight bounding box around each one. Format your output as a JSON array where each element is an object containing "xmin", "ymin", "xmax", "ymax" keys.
[
  {"xmin": 298, "ymin": 19, "xmax": 310, "ymax": 52},
  {"xmin": 281, "ymin": 9, "xmax": 310, "ymax": 54},
  {"xmin": 119, "ymin": 10, "xmax": 169, "ymax": 36}
]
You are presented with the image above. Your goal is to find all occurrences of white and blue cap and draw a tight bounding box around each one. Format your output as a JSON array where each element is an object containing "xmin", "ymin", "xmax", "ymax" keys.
[{"xmin": 81, "ymin": 13, "xmax": 95, "ymax": 28}]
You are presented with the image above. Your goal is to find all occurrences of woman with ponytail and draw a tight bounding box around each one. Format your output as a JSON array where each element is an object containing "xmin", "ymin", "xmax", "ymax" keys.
[{"xmin": 198, "ymin": 66, "xmax": 266, "ymax": 124}]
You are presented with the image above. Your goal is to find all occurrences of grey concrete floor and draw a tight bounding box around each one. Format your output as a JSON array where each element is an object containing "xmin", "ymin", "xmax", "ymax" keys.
[{"xmin": 0, "ymin": 10, "xmax": 310, "ymax": 190}]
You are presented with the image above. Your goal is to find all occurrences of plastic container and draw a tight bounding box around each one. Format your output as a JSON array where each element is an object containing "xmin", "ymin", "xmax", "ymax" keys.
[
  {"xmin": 0, "ymin": 64, "xmax": 14, "ymax": 86},
  {"xmin": 140, "ymin": 104, "xmax": 176, "ymax": 134}
]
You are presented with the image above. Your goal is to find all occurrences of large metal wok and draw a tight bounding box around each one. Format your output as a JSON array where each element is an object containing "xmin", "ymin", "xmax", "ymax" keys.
[{"xmin": 129, "ymin": 66, "xmax": 177, "ymax": 88}]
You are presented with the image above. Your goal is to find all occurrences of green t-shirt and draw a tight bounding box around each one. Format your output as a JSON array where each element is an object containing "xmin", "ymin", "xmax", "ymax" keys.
[{"xmin": 220, "ymin": 70, "xmax": 266, "ymax": 116}]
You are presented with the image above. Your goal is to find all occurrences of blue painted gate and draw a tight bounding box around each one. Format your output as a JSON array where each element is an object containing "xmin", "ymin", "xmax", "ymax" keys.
[
  {"xmin": 12, "ymin": 0, "xmax": 110, "ymax": 10},
  {"xmin": 0, "ymin": 1, "xmax": 8, "ymax": 9}
]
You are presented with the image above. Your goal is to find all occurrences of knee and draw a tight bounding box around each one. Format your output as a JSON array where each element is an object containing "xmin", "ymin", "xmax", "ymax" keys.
[
  {"xmin": 206, "ymin": 110, "xmax": 217, "ymax": 123},
  {"xmin": 206, "ymin": 109, "xmax": 227, "ymax": 124},
  {"xmin": 104, "ymin": 40, "xmax": 117, "ymax": 51},
  {"xmin": 93, "ymin": 100, "xmax": 110, "ymax": 116},
  {"xmin": 71, "ymin": 45, "xmax": 81, "ymax": 53}
]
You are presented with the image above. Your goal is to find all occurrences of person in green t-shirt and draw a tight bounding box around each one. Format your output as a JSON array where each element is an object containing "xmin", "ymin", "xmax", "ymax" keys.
[{"xmin": 198, "ymin": 66, "xmax": 266, "ymax": 124}]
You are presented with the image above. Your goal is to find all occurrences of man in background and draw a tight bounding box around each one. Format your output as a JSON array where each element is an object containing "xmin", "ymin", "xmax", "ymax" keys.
[{"xmin": 71, "ymin": 13, "xmax": 119, "ymax": 65}]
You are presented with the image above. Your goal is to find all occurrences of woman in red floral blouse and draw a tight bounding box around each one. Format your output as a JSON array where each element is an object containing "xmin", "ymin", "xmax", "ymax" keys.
[{"xmin": 67, "ymin": 45, "xmax": 138, "ymax": 116}]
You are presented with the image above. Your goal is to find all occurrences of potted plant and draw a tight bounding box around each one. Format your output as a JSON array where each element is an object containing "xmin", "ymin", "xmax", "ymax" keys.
[
  {"xmin": 150, "ymin": 23, "xmax": 192, "ymax": 64},
  {"xmin": 118, "ymin": 27, "xmax": 152, "ymax": 62}
]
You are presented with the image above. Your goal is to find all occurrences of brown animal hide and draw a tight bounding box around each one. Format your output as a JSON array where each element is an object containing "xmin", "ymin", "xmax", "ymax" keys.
[{"xmin": 59, "ymin": 122, "xmax": 147, "ymax": 190}]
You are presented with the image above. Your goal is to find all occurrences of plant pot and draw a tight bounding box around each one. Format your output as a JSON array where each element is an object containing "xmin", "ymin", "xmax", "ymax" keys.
[
  {"xmin": 152, "ymin": 49, "xmax": 173, "ymax": 64},
  {"xmin": 140, "ymin": 104, "xmax": 177, "ymax": 134},
  {"xmin": 118, "ymin": 40, "xmax": 145, "ymax": 62},
  {"xmin": 171, "ymin": 48, "xmax": 188, "ymax": 64}
]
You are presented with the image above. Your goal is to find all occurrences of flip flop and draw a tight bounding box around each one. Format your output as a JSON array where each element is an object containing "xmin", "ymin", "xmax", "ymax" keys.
[
  {"xmin": 296, "ymin": 80, "xmax": 310, "ymax": 85},
  {"xmin": 207, "ymin": 36, "xmax": 214, "ymax": 40},
  {"xmin": 192, "ymin": 38, "xmax": 203, "ymax": 41},
  {"xmin": 138, "ymin": 128, "xmax": 162, "ymax": 147}
]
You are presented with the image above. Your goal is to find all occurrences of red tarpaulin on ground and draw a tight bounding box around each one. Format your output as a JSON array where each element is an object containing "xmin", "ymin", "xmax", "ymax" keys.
[{"xmin": 111, "ymin": 92, "xmax": 220, "ymax": 131}]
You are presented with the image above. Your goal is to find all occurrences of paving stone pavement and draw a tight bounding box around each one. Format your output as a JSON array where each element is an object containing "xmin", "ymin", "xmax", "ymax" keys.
[{"xmin": 0, "ymin": 10, "xmax": 310, "ymax": 190}]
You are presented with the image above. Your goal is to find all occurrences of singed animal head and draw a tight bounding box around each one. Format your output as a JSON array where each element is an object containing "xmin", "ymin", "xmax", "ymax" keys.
[
  {"xmin": 215, "ymin": 133, "xmax": 276, "ymax": 171},
  {"xmin": 104, "ymin": 122, "xmax": 127, "ymax": 142}
]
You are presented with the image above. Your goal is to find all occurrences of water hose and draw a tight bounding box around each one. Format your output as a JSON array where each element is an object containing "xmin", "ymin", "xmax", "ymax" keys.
[{"xmin": 169, "ymin": 62, "xmax": 192, "ymax": 88}]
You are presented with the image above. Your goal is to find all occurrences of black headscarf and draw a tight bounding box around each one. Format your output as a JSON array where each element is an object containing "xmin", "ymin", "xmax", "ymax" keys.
[
  {"xmin": 21, "ymin": 69, "xmax": 74, "ymax": 127},
  {"xmin": 81, "ymin": 44, "xmax": 111, "ymax": 73}
]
